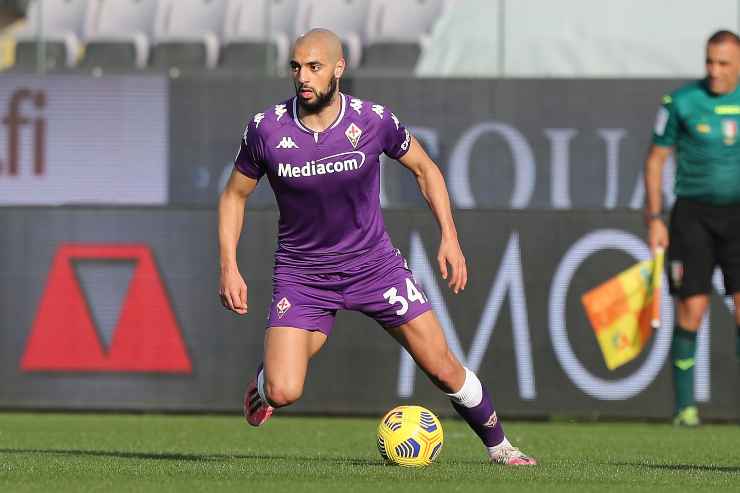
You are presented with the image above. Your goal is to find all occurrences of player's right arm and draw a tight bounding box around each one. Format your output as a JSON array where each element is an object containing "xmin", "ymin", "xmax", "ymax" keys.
[
  {"xmin": 218, "ymin": 118, "xmax": 267, "ymax": 314},
  {"xmin": 218, "ymin": 170, "xmax": 258, "ymax": 314},
  {"xmin": 644, "ymin": 94, "xmax": 678, "ymax": 252}
]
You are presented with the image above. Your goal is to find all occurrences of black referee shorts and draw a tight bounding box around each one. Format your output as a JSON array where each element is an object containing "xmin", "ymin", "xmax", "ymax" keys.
[{"xmin": 667, "ymin": 198, "xmax": 740, "ymax": 298}]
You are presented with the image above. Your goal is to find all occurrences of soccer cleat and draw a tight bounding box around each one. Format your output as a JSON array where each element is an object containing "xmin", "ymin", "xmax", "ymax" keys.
[
  {"xmin": 244, "ymin": 377, "xmax": 274, "ymax": 427},
  {"xmin": 672, "ymin": 406, "xmax": 700, "ymax": 427},
  {"xmin": 489, "ymin": 445, "xmax": 538, "ymax": 465}
]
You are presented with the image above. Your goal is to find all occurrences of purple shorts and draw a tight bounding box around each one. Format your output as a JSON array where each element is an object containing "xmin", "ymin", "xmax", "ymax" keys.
[{"xmin": 266, "ymin": 248, "xmax": 431, "ymax": 335}]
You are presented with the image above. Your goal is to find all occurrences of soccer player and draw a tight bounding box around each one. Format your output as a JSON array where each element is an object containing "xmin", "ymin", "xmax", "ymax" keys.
[
  {"xmin": 218, "ymin": 29, "xmax": 536, "ymax": 465},
  {"xmin": 645, "ymin": 30, "xmax": 740, "ymax": 426}
]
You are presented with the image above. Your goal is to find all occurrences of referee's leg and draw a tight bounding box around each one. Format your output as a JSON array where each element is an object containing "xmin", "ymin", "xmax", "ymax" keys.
[
  {"xmin": 667, "ymin": 199, "xmax": 715, "ymax": 425},
  {"xmin": 676, "ymin": 295, "xmax": 710, "ymax": 331},
  {"xmin": 671, "ymin": 295, "xmax": 708, "ymax": 425}
]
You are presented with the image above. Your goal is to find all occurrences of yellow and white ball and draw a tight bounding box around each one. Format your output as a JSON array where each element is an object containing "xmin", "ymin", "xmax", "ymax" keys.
[{"xmin": 376, "ymin": 405, "xmax": 444, "ymax": 467}]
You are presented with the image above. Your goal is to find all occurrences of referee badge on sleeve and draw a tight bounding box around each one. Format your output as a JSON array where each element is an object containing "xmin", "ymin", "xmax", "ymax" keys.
[{"xmin": 722, "ymin": 119, "xmax": 737, "ymax": 145}]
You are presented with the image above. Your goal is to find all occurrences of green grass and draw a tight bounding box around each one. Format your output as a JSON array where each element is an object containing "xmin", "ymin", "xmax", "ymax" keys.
[{"xmin": 0, "ymin": 413, "xmax": 738, "ymax": 492}]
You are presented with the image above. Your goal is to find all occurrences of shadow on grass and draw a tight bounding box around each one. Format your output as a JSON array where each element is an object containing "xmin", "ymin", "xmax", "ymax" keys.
[
  {"xmin": 0, "ymin": 448, "xmax": 382, "ymax": 466},
  {"xmin": 613, "ymin": 462, "xmax": 740, "ymax": 474},
  {"xmin": 0, "ymin": 448, "xmax": 494, "ymax": 468}
]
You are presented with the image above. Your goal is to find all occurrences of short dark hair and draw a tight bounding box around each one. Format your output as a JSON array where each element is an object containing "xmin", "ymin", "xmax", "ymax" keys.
[{"xmin": 707, "ymin": 30, "xmax": 740, "ymax": 46}]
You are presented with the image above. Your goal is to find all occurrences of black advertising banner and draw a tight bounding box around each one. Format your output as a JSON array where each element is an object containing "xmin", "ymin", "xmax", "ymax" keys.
[
  {"xmin": 0, "ymin": 208, "xmax": 736, "ymax": 420},
  {"xmin": 169, "ymin": 76, "xmax": 686, "ymax": 210}
]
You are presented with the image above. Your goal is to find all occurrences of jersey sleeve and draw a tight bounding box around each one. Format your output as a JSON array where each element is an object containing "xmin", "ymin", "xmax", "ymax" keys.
[
  {"xmin": 234, "ymin": 119, "xmax": 267, "ymax": 179},
  {"xmin": 652, "ymin": 94, "xmax": 679, "ymax": 147},
  {"xmin": 380, "ymin": 109, "xmax": 412, "ymax": 160}
]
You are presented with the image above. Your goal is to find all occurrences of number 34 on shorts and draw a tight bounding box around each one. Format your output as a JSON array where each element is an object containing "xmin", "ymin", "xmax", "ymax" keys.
[{"xmin": 383, "ymin": 277, "xmax": 428, "ymax": 316}]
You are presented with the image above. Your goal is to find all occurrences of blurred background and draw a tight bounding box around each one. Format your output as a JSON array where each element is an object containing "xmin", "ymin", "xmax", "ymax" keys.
[{"xmin": 0, "ymin": 0, "xmax": 737, "ymax": 421}]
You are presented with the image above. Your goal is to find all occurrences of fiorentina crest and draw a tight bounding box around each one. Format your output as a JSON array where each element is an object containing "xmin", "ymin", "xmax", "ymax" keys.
[
  {"xmin": 276, "ymin": 296, "xmax": 292, "ymax": 318},
  {"xmin": 345, "ymin": 123, "xmax": 362, "ymax": 148}
]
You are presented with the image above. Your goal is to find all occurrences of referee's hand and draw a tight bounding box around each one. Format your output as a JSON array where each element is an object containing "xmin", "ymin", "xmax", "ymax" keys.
[{"xmin": 647, "ymin": 218, "xmax": 669, "ymax": 252}]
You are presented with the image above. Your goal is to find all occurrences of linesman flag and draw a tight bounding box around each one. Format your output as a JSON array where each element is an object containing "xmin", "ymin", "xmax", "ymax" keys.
[{"xmin": 581, "ymin": 249, "xmax": 664, "ymax": 370}]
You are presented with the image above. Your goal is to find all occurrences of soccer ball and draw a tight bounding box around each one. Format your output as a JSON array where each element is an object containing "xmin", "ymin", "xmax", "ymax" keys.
[{"xmin": 376, "ymin": 405, "xmax": 444, "ymax": 467}]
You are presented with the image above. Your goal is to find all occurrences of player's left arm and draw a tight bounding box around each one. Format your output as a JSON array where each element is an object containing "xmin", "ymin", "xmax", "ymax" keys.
[{"xmin": 398, "ymin": 137, "xmax": 467, "ymax": 294}]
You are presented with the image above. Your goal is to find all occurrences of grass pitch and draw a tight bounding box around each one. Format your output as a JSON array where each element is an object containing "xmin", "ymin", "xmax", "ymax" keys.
[{"xmin": 0, "ymin": 413, "xmax": 738, "ymax": 492}]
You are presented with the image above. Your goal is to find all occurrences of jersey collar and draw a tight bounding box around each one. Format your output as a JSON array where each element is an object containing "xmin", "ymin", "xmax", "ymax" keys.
[{"xmin": 292, "ymin": 92, "xmax": 346, "ymax": 135}]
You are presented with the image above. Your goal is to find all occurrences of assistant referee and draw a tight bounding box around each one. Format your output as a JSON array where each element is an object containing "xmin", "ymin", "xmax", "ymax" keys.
[{"xmin": 644, "ymin": 30, "xmax": 740, "ymax": 426}]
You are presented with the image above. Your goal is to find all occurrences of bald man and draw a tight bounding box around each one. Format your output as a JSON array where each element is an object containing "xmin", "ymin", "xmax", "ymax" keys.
[
  {"xmin": 218, "ymin": 29, "xmax": 536, "ymax": 465},
  {"xmin": 645, "ymin": 30, "xmax": 740, "ymax": 426}
]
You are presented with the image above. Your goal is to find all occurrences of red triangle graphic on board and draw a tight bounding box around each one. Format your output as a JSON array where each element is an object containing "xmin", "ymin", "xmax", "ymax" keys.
[{"xmin": 20, "ymin": 244, "xmax": 192, "ymax": 373}]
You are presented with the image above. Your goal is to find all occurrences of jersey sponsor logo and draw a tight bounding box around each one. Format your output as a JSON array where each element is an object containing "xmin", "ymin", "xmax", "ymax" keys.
[
  {"xmin": 654, "ymin": 107, "xmax": 669, "ymax": 136},
  {"xmin": 714, "ymin": 105, "xmax": 740, "ymax": 115},
  {"xmin": 254, "ymin": 112, "xmax": 265, "ymax": 128},
  {"xmin": 276, "ymin": 296, "xmax": 291, "ymax": 318},
  {"xmin": 275, "ymin": 136, "xmax": 299, "ymax": 149},
  {"xmin": 345, "ymin": 122, "xmax": 363, "ymax": 148},
  {"xmin": 350, "ymin": 98, "xmax": 363, "ymax": 114},
  {"xmin": 277, "ymin": 151, "xmax": 366, "ymax": 178},
  {"xmin": 275, "ymin": 104, "xmax": 287, "ymax": 121},
  {"xmin": 371, "ymin": 104, "xmax": 385, "ymax": 119},
  {"xmin": 722, "ymin": 119, "xmax": 737, "ymax": 145}
]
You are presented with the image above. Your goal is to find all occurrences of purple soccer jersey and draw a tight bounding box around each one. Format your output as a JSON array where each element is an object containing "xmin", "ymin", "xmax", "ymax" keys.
[
  {"xmin": 234, "ymin": 93, "xmax": 430, "ymax": 331},
  {"xmin": 235, "ymin": 93, "xmax": 412, "ymax": 273}
]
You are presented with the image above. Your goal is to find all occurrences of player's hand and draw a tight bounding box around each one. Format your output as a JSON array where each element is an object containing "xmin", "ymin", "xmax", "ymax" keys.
[
  {"xmin": 647, "ymin": 218, "xmax": 669, "ymax": 252},
  {"xmin": 219, "ymin": 267, "xmax": 248, "ymax": 315},
  {"xmin": 437, "ymin": 236, "xmax": 467, "ymax": 294}
]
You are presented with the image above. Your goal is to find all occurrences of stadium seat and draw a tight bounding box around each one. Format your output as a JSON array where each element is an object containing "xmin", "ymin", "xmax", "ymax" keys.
[
  {"xmin": 361, "ymin": 0, "xmax": 449, "ymax": 74},
  {"xmin": 293, "ymin": 0, "xmax": 368, "ymax": 70},
  {"xmin": 151, "ymin": 0, "xmax": 227, "ymax": 73},
  {"xmin": 80, "ymin": 0, "xmax": 159, "ymax": 73},
  {"xmin": 221, "ymin": 0, "xmax": 297, "ymax": 74},
  {"xmin": 13, "ymin": 0, "xmax": 91, "ymax": 71}
]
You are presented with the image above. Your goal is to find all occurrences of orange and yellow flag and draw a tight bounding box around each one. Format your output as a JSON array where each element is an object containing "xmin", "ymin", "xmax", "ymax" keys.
[{"xmin": 581, "ymin": 250, "xmax": 664, "ymax": 370}]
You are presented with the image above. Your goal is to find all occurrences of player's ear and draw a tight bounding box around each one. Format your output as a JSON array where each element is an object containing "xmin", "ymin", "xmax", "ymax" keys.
[{"xmin": 335, "ymin": 58, "xmax": 345, "ymax": 79}]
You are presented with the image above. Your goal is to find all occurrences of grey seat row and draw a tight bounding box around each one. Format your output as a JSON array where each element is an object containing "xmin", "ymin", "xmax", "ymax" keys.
[{"xmin": 10, "ymin": 0, "xmax": 449, "ymax": 75}]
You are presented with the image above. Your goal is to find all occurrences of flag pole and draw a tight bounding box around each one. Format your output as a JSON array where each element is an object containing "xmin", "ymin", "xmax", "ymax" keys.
[{"xmin": 651, "ymin": 248, "xmax": 665, "ymax": 329}]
